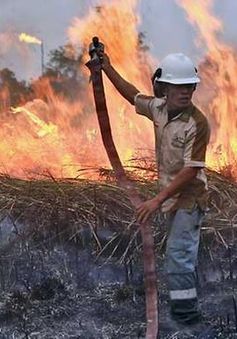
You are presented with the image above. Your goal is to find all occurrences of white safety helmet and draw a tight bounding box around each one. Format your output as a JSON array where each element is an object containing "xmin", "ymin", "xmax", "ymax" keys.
[{"xmin": 154, "ymin": 53, "xmax": 200, "ymax": 85}]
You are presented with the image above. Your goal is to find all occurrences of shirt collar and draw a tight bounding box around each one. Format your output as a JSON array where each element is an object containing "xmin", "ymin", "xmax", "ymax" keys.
[
  {"xmin": 167, "ymin": 103, "xmax": 194, "ymax": 123},
  {"xmin": 156, "ymin": 98, "xmax": 194, "ymax": 123},
  {"xmin": 178, "ymin": 103, "xmax": 194, "ymax": 122}
]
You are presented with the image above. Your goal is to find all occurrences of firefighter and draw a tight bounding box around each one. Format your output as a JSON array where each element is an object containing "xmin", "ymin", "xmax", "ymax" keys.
[{"xmin": 101, "ymin": 51, "xmax": 210, "ymax": 325}]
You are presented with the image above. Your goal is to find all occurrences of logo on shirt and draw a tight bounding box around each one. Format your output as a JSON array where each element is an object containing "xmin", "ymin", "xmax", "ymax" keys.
[{"xmin": 171, "ymin": 134, "xmax": 185, "ymax": 148}]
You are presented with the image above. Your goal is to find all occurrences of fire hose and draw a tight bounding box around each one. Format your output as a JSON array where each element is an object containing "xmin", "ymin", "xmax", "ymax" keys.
[{"xmin": 86, "ymin": 37, "xmax": 158, "ymax": 339}]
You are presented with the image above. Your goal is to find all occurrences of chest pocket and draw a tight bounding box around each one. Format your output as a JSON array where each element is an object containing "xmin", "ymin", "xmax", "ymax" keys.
[{"xmin": 171, "ymin": 133, "xmax": 186, "ymax": 149}]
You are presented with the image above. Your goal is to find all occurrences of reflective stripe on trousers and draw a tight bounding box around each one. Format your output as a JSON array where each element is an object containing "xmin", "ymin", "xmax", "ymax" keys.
[{"xmin": 165, "ymin": 206, "xmax": 204, "ymax": 319}]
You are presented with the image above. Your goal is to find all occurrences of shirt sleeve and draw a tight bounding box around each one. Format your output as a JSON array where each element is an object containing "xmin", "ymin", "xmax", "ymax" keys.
[
  {"xmin": 184, "ymin": 118, "xmax": 210, "ymax": 168},
  {"xmin": 134, "ymin": 93, "xmax": 156, "ymax": 121}
]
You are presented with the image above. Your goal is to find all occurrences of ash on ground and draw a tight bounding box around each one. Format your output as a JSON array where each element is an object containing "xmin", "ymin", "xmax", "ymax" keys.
[{"xmin": 0, "ymin": 170, "xmax": 236, "ymax": 338}]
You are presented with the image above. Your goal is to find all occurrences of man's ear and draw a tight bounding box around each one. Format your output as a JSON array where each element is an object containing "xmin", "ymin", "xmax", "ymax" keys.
[{"xmin": 153, "ymin": 82, "xmax": 166, "ymax": 98}]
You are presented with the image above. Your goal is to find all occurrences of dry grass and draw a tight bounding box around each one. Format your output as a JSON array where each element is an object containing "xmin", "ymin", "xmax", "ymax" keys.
[{"xmin": 0, "ymin": 165, "xmax": 236, "ymax": 257}]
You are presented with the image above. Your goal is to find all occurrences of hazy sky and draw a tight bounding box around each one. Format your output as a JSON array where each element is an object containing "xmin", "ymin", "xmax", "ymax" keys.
[{"xmin": 0, "ymin": 0, "xmax": 236, "ymax": 81}]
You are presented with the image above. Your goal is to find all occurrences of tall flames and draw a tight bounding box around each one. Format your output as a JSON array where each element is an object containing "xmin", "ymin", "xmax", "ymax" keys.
[
  {"xmin": 0, "ymin": 0, "xmax": 236, "ymax": 179},
  {"xmin": 179, "ymin": 0, "xmax": 237, "ymax": 177}
]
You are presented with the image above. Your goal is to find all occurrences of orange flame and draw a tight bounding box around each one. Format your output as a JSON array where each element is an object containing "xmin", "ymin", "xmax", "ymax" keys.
[
  {"xmin": 67, "ymin": 0, "xmax": 155, "ymax": 171},
  {"xmin": 0, "ymin": 0, "xmax": 236, "ymax": 179},
  {"xmin": 19, "ymin": 33, "xmax": 42, "ymax": 45},
  {"xmin": 178, "ymin": 0, "xmax": 237, "ymax": 177},
  {"xmin": 11, "ymin": 104, "xmax": 58, "ymax": 138}
]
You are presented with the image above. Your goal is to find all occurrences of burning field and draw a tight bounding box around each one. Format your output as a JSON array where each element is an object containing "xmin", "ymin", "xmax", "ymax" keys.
[
  {"xmin": 0, "ymin": 0, "xmax": 236, "ymax": 179},
  {"xmin": 0, "ymin": 0, "xmax": 237, "ymax": 338}
]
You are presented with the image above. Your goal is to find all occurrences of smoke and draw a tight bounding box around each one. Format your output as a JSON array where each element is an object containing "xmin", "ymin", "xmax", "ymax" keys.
[
  {"xmin": 0, "ymin": 32, "xmax": 16, "ymax": 55},
  {"xmin": 0, "ymin": 0, "xmax": 92, "ymax": 80}
]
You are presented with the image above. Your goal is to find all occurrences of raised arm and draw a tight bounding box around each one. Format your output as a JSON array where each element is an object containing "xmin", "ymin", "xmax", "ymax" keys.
[{"xmin": 101, "ymin": 54, "xmax": 139, "ymax": 105}]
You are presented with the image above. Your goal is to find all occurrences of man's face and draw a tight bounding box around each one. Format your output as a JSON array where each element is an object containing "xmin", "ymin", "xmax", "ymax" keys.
[{"xmin": 165, "ymin": 83, "xmax": 196, "ymax": 111}]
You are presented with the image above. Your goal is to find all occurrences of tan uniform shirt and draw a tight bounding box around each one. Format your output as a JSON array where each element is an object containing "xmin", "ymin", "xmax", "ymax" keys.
[{"xmin": 134, "ymin": 94, "xmax": 210, "ymax": 212}]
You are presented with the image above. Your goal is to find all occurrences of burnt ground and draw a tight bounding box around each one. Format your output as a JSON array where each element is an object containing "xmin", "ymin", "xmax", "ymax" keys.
[
  {"xmin": 0, "ymin": 170, "xmax": 236, "ymax": 338},
  {"xmin": 0, "ymin": 216, "xmax": 237, "ymax": 339}
]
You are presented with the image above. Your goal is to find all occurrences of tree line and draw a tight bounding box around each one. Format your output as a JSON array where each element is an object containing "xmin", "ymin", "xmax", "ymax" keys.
[{"xmin": 0, "ymin": 44, "xmax": 85, "ymax": 110}]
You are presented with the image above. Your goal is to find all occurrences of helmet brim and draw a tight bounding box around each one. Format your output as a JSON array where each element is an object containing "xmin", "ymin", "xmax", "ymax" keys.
[{"xmin": 157, "ymin": 77, "xmax": 200, "ymax": 85}]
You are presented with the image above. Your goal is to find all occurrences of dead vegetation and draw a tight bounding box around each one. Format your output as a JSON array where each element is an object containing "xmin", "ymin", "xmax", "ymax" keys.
[
  {"xmin": 0, "ymin": 166, "xmax": 236, "ymax": 252},
  {"xmin": 0, "ymin": 166, "xmax": 236, "ymax": 338}
]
